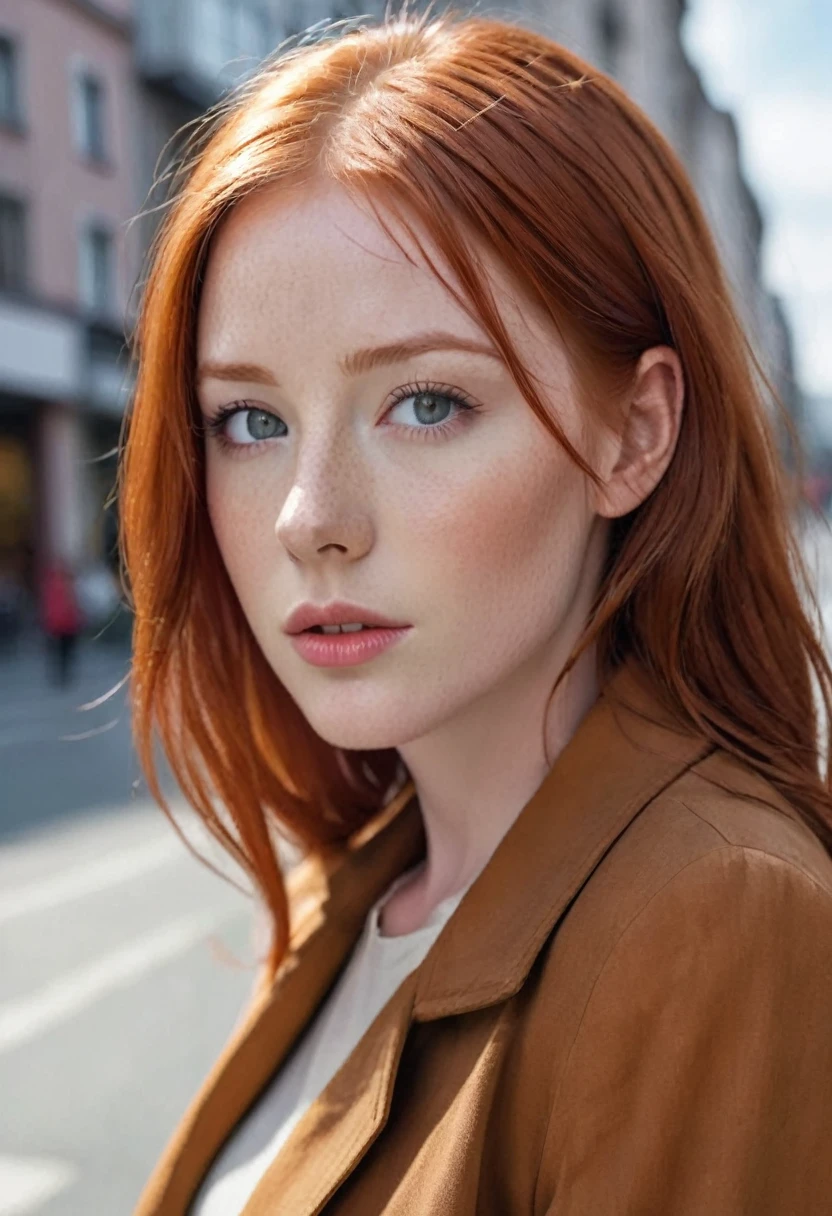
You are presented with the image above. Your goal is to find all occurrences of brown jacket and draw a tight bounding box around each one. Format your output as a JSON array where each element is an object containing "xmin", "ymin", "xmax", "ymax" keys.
[{"xmin": 134, "ymin": 661, "xmax": 832, "ymax": 1215}]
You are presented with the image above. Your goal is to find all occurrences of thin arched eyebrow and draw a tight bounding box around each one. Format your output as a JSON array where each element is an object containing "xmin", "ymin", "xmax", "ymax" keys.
[{"xmin": 196, "ymin": 331, "xmax": 502, "ymax": 388}]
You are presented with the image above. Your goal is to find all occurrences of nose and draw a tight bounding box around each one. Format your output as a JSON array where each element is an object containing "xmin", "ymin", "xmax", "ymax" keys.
[{"xmin": 275, "ymin": 471, "xmax": 374, "ymax": 566}]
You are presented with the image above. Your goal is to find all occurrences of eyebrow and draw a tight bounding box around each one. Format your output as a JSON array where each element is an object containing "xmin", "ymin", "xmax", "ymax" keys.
[{"xmin": 196, "ymin": 331, "xmax": 502, "ymax": 387}]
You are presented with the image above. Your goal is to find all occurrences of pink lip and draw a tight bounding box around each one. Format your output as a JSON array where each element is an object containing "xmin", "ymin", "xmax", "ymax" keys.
[{"xmin": 289, "ymin": 626, "xmax": 412, "ymax": 667}]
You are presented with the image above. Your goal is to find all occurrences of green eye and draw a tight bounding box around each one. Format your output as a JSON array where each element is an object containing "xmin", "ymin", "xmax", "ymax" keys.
[{"xmin": 245, "ymin": 410, "xmax": 282, "ymax": 441}]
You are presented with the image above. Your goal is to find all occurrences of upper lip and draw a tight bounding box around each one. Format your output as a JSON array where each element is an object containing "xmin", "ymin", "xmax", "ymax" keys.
[{"xmin": 283, "ymin": 600, "xmax": 411, "ymax": 634}]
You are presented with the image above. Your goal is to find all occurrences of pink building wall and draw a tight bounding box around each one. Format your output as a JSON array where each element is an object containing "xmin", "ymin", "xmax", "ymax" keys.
[
  {"xmin": 0, "ymin": 0, "xmax": 143, "ymax": 593},
  {"xmin": 0, "ymin": 0, "xmax": 142, "ymax": 320}
]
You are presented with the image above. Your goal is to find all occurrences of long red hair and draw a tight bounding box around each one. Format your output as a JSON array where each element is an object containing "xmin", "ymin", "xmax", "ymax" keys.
[{"xmin": 118, "ymin": 4, "xmax": 832, "ymax": 980}]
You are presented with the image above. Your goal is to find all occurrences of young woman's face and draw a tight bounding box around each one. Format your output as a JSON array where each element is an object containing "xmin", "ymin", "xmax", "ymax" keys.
[{"xmin": 197, "ymin": 178, "xmax": 612, "ymax": 752}]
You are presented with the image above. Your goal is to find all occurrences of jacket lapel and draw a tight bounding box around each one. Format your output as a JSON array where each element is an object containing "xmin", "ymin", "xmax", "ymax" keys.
[{"xmin": 240, "ymin": 970, "xmax": 419, "ymax": 1215}]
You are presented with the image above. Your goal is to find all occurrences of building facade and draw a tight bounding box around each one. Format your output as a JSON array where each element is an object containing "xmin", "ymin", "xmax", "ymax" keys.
[
  {"xmin": 0, "ymin": 0, "xmax": 799, "ymax": 635},
  {"xmin": 0, "ymin": 0, "xmax": 140, "ymax": 634}
]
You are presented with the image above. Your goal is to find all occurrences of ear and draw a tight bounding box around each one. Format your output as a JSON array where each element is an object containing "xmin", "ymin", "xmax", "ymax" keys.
[{"xmin": 592, "ymin": 345, "xmax": 684, "ymax": 519}]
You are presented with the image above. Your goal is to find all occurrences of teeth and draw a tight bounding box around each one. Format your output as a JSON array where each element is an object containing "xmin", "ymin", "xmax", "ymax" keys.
[{"xmin": 319, "ymin": 622, "xmax": 366, "ymax": 634}]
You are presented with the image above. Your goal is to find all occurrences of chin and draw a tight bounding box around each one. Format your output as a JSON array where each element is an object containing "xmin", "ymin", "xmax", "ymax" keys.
[
  {"xmin": 302, "ymin": 713, "xmax": 403, "ymax": 751},
  {"xmin": 299, "ymin": 701, "xmax": 429, "ymax": 753}
]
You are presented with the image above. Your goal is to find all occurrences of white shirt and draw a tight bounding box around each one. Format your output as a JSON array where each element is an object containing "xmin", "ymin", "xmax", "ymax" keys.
[{"xmin": 190, "ymin": 865, "xmax": 471, "ymax": 1216}]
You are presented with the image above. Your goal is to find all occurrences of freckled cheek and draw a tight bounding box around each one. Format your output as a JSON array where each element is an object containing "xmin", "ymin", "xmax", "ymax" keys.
[
  {"xmin": 404, "ymin": 464, "xmax": 575, "ymax": 585},
  {"xmin": 397, "ymin": 461, "xmax": 588, "ymax": 646},
  {"xmin": 205, "ymin": 467, "xmax": 276, "ymax": 597}
]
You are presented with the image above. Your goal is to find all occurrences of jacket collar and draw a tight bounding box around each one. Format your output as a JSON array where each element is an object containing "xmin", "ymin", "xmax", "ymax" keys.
[{"xmin": 133, "ymin": 658, "xmax": 715, "ymax": 1216}]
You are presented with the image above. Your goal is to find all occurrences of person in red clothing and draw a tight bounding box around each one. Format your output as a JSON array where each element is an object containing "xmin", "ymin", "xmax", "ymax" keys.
[{"xmin": 40, "ymin": 559, "xmax": 83, "ymax": 686}]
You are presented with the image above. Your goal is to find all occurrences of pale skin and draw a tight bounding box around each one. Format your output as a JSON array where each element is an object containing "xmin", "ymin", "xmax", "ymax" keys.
[{"xmin": 196, "ymin": 177, "xmax": 684, "ymax": 936}]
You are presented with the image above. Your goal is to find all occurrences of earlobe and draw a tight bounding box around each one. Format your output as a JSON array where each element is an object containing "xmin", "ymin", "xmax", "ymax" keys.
[{"xmin": 594, "ymin": 346, "xmax": 684, "ymax": 520}]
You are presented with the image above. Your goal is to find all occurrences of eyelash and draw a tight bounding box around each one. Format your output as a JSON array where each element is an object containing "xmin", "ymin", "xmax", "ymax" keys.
[{"xmin": 203, "ymin": 380, "xmax": 482, "ymax": 453}]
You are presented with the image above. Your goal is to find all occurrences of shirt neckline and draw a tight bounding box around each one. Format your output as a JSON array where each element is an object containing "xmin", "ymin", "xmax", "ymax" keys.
[{"xmin": 368, "ymin": 863, "xmax": 472, "ymax": 943}]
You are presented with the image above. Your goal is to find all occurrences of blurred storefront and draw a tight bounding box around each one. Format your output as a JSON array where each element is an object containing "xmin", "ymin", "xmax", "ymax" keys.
[
  {"xmin": 0, "ymin": 307, "xmax": 130, "ymax": 638},
  {"xmin": 0, "ymin": 403, "xmax": 35, "ymax": 640}
]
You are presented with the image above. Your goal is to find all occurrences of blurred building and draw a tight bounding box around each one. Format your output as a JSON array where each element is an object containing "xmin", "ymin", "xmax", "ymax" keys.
[
  {"xmin": 0, "ymin": 0, "xmax": 139, "ymax": 631},
  {"xmin": 133, "ymin": 0, "xmax": 285, "ymax": 264},
  {"xmin": 0, "ymin": 0, "xmax": 801, "ymax": 632}
]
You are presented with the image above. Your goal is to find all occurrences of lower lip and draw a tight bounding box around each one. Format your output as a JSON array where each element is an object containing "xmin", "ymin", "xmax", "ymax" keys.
[{"xmin": 289, "ymin": 626, "xmax": 412, "ymax": 667}]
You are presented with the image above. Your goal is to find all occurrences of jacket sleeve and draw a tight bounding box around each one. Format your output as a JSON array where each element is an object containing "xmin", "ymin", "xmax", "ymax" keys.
[{"xmin": 538, "ymin": 843, "xmax": 832, "ymax": 1215}]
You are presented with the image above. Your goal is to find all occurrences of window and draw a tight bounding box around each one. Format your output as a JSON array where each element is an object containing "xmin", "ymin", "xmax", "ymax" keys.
[
  {"xmin": 0, "ymin": 195, "xmax": 26, "ymax": 292},
  {"xmin": 0, "ymin": 33, "xmax": 21, "ymax": 126},
  {"xmin": 79, "ymin": 223, "xmax": 115, "ymax": 317},
  {"xmin": 73, "ymin": 70, "xmax": 107, "ymax": 163}
]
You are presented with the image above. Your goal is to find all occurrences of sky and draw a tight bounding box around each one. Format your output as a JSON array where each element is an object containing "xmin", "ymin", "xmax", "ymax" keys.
[{"xmin": 682, "ymin": 0, "xmax": 832, "ymax": 405}]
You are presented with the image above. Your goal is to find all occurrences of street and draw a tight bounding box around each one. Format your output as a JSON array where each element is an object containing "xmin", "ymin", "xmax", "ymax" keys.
[
  {"xmin": 3, "ymin": 513, "xmax": 832, "ymax": 1214},
  {"xmin": 0, "ymin": 637, "xmax": 259, "ymax": 1215}
]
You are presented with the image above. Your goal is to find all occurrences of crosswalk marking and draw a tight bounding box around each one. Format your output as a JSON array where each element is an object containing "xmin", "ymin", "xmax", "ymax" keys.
[
  {"xmin": 0, "ymin": 834, "xmax": 183, "ymax": 926},
  {"xmin": 0, "ymin": 910, "xmax": 238, "ymax": 1056}
]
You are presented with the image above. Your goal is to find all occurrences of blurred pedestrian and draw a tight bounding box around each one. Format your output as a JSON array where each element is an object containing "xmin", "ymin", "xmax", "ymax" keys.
[{"xmin": 40, "ymin": 559, "xmax": 82, "ymax": 686}]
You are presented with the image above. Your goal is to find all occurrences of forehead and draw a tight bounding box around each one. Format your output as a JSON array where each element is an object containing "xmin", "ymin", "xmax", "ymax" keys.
[
  {"xmin": 199, "ymin": 178, "xmax": 482, "ymax": 329},
  {"xmin": 196, "ymin": 177, "xmax": 571, "ymax": 398}
]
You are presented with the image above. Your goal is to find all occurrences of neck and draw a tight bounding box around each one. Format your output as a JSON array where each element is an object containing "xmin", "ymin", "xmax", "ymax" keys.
[{"xmin": 379, "ymin": 640, "xmax": 601, "ymax": 936}]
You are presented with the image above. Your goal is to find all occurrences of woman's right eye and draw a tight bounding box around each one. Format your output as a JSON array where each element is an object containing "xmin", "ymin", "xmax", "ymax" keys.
[{"xmin": 207, "ymin": 405, "xmax": 286, "ymax": 448}]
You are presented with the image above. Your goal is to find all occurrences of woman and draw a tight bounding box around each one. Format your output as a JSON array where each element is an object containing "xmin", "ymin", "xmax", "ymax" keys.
[{"xmin": 125, "ymin": 7, "xmax": 832, "ymax": 1214}]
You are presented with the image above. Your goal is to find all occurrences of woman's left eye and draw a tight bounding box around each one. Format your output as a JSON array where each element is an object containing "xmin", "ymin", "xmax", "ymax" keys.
[{"xmin": 383, "ymin": 382, "xmax": 481, "ymax": 440}]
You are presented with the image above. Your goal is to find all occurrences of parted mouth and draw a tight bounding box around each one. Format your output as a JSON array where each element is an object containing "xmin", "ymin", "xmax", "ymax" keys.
[
  {"xmin": 305, "ymin": 623, "xmax": 388, "ymax": 634},
  {"xmin": 283, "ymin": 600, "xmax": 411, "ymax": 635}
]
